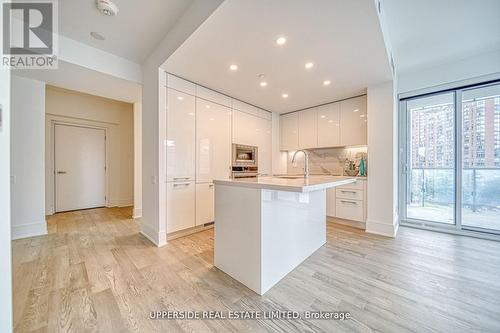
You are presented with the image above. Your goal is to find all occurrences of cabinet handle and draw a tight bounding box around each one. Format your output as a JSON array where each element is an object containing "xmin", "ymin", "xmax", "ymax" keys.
[
  {"xmin": 173, "ymin": 182, "xmax": 191, "ymax": 187},
  {"xmin": 340, "ymin": 200, "xmax": 357, "ymax": 205},
  {"xmin": 340, "ymin": 190, "xmax": 357, "ymax": 194},
  {"xmin": 173, "ymin": 177, "xmax": 190, "ymax": 180}
]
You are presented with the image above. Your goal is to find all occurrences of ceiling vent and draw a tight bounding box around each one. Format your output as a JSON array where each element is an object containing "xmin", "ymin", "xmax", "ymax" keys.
[{"xmin": 96, "ymin": 0, "xmax": 119, "ymax": 16}]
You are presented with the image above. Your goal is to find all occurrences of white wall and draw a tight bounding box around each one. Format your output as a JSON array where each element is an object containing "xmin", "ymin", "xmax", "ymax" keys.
[
  {"xmin": 133, "ymin": 103, "xmax": 142, "ymax": 218},
  {"xmin": 141, "ymin": 0, "xmax": 223, "ymax": 246},
  {"xmin": 398, "ymin": 49, "xmax": 500, "ymax": 96},
  {"xmin": 0, "ymin": 67, "xmax": 13, "ymax": 332},
  {"xmin": 11, "ymin": 76, "xmax": 48, "ymax": 240},
  {"xmin": 45, "ymin": 86, "xmax": 135, "ymax": 213},
  {"xmin": 366, "ymin": 80, "xmax": 399, "ymax": 237}
]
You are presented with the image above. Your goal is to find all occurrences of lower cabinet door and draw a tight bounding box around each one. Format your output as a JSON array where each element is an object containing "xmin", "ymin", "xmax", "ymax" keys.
[
  {"xmin": 326, "ymin": 188, "xmax": 336, "ymax": 217},
  {"xmin": 196, "ymin": 183, "xmax": 214, "ymax": 226},
  {"xmin": 167, "ymin": 181, "xmax": 195, "ymax": 233},
  {"xmin": 336, "ymin": 198, "xmax": 364, "ymax": 222}
]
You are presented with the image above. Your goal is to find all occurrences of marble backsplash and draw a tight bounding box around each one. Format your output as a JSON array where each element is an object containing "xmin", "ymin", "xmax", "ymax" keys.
[{"xmin": 286, "ymin": 146, "xmax": 368, "ymax": 176}]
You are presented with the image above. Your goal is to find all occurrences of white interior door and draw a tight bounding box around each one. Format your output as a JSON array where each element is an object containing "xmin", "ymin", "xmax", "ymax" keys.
[{"xmin": 55, "ymin": 124, "xmax": 106, "ymax": 212}]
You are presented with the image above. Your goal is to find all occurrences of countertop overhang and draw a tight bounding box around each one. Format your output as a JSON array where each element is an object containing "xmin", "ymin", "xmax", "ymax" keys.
[{"xmin": 213, "ymin": 176, "xmax": 358, "ymax": 193}]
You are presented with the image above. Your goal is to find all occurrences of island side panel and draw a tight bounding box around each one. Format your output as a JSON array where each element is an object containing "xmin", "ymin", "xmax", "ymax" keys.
[
  {"xmin": 261, "ymin": 189, "xmax": 327, "ymax": 294},
  {"xmin": 214, "ymin": 184, "xmax": 262, "ymax": 294}
]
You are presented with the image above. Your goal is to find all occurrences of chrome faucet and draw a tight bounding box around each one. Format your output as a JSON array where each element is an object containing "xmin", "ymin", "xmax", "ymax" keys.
[{"xmin": 292, "ymin": 150, "xmax": 309, "ymax": 178}]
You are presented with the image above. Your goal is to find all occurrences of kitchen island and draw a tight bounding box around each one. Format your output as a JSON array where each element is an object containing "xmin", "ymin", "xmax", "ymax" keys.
[{"xmin": 213, "ymin": 176, "xmax": 356, "ymax": 295}]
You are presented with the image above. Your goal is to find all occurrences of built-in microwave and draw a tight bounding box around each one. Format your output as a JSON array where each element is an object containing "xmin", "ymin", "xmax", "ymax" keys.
[{"xmin": 232, "ymin": 144, "xmax": 258, "ymax": 167}]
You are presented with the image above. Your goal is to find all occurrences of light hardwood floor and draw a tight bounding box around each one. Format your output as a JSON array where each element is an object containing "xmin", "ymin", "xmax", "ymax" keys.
[{"xmin": 12, "ymin": 207, "xmax": 500, "ymax": 332}]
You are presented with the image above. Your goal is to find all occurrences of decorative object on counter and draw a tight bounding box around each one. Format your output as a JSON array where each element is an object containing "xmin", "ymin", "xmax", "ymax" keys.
[
  {"xmin": 344, "ymin": 158, "xmax": 359, "ymax": 176},
  {"xmin": 360, "ymin": 157, "xmax": 366, "ymax": 177}
]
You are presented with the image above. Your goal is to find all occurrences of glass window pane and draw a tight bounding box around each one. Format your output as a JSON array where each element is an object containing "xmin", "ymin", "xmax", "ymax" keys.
[
  {"xmin": 462, "ymin": 83, "xmax": 500, "ymax": 231},
  {"xmin": 406, "ymin": 93, "xmax": 455, "ymax": 224}
]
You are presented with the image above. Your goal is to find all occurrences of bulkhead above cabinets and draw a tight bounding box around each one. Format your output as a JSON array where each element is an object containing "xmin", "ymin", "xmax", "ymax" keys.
[{"xmin": 280, "ymin": 95, "xmax": 367, "ymax": 150}]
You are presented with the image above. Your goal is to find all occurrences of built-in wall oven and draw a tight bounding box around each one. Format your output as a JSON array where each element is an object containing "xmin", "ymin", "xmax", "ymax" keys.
[{"xmin": 232, "ymin": 144, "xmax": 258, "ymax": 178}]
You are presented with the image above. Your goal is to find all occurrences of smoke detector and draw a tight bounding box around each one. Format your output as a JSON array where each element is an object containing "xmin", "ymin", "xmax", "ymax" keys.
[{"xmin": 96, "ymin": 0, "xmax": 119, "ymax": 16}]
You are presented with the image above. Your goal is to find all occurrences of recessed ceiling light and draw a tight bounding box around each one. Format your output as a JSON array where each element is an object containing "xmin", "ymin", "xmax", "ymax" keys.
[
  {"xmin": 328, "ymin": 120, "xmax": 333, "ymax": 123},
  {"xmin": 282, "ymin": 93, "xmax": 289, "ymax": 99},
  {"xmin": 353, "ymin": 109, "xmax": 359, "ymax": 112},
  {"xmin": 177, "ymin": 96, "xmax": 184, "ymax": 101},
  {"xmin": 205, "ymin": 104, "xmax": 211, "ymax": 108},
  {"xmin": 260, "ymin": 81, "xmax": 268, "ymax": 87},
  {"xmin": 276, "ymin": 37, "xmax": 287, "ymax": 45},
  {"xmin": 320, "ymin": 115, "xmax": 326, "ymax": 119},
  {"xmin": 305, "ymin": 62, "xmax": 314, "ymax": 69},
  {"xmin": 90, "ymin": 31, "xmax": 105, "ymax": 40},
  {"xmin": 360, "ymin": 114, "xmax": 365, "ymax": 118},
  {"xmin": 229, "ymin": 64, "xmax": 238, "ymax": 71},
  {"xmin": 323, "ymin": 80, "xmax": 331, "ymax": 86}
]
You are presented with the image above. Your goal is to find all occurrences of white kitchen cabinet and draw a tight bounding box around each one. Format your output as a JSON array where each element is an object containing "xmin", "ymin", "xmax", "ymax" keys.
[
  {"xmin": 232, "ymin": 110, "xmax": 272, "ymax": 176},
  {"xmin": 340, "ymin": 95, "xmax": 367, "ymax": 146},
  {"xmin": 326, "ymin": 188, "xmax": 336, "ymax": 217},
  {"xmin": 336, "ymin": 198, "xmax": 364, "ymax": 222},
  {"xmin": 333, "ymin": 180, "xmax": 367, "ymax": 223},
  {"xmin": 196, "ymin": 182, "xmax": 214, "ymax": 226},
  {"xmin": 232, "ymin": 100, "xmax": 271, "ymax": 120},
  {"xmin": 166, "ymin": 181, "xmax": 195, "ymax": 233},
  {"xmin": 298, "ymin": 108, "xmax": 318, "ymax": 149},
  {"xmin": 196, "ymin": 98, "xmax": 232, "ymax": 182},
  {"xmin": 280, "ymin": 112, "xmax": 299, "ymax": 150},
  {"xmin": 166, "ymin": 88, "xmax": 196, "ymax": 181},
  {"xmin": 197, "ymin": 86, "xmax": 232, "ymax": 107},
  {"xmin": 166, "ymin": 74, "xmax": 196, "ymax": 95},
  {"xmin": 317, "ymin": 102, "xmax": 341, "ymax": 147}
]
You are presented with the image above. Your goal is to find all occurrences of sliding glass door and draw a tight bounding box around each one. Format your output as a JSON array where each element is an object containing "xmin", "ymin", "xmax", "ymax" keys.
[
  {"xmin": 461, "ymin": 84, "xmax": 500, "ymax": 232},
  {"xmin": 405, "ymin": 92, "xmax": 456, "ymax": 224},
  {"xmin": 401, "ymin": 81, "xmax": 500, "ymax": 235}
]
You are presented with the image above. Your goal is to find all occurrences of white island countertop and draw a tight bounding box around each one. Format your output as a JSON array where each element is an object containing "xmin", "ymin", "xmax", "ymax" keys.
[{"xmin": 213, "ymin": 175, "xmax": 357, "ymax": 193}]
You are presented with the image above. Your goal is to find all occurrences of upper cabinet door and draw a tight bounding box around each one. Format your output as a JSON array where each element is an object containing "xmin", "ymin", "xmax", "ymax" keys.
[
  {"xmin": 166, "ymin": 88, "xmax": 196, "ymax": 181},
  {"xmin": 232, "ymin": 110, "xmax": 272, "ymax": 176},
  {"xmin": 280, "ymin": 112, "xmax": 299, "ymax": 150},
  {"xmin": 317, "ymin": 102, "xmax": 341, "ymax": 148},
  {"xmin": 340, "ymin": 95, "xmax": 367, "ymax": 146},
  {"xmin": 196, "ymin": 99, "xmax": 232, "ymax": 182},
  {"xmin": 298, "ymin": 108, "xmax": 318, "ymax": 149},
  {"xmin": 257, "ymin": 116, "xmax": 272, "ymax": 176}
]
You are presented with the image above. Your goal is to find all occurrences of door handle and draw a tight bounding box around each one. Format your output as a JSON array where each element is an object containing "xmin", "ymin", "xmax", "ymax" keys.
[
  {"xmin": 173, "ymin": 182, "xmax": 191, "ymax": 187},
  {"xmin": 56, "ymin": 171, "xmax": 67, "ymax": 174},
  {"xmin": 340, "ymin": 200, "xmax": 357, "ymax": 205}
]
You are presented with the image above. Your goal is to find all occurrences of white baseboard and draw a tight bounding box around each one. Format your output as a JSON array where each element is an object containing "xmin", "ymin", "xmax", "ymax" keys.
[
  {"xmin": 139, "ymin": 222, "xmax": 166, "ymax": 247},
  {"xmin": 12, "ymin": 220, "xmax": 48, "ymax": 240},
  {"xmin": 365, "ymin": 219, "xmax": 399, "ymax": 237},
  {"xmin": 132, "ymin": 207, "xmax": 142, "ymax": 219}
]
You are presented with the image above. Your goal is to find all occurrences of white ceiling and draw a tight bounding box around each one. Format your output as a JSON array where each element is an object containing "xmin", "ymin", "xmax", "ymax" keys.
[
  {"xmin": 164, "ymin": 0, "xmax": 392, "ymax": 113},
  {"xmin": 59, "ymin": 0, "xmax": 194, "ymax": 63},
  {"xmin": 383, "ymin": 0, "xmax": 500, "ymax": 73},
  {"xmin": 13, "ymin": 61, "xmax": 142, "ymax": 103}
]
